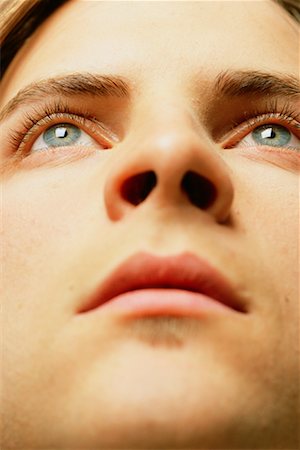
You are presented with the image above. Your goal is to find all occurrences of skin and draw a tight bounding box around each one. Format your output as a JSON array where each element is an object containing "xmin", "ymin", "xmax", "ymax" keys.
[{"xmin": 0, "ymin": 1, "xmax": 299, "ymax": 448}]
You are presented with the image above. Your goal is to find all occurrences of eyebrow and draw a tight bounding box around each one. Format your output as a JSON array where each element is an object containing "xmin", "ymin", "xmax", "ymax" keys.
[
  {"xmin": 0, "ymin": 69, "xmax": 299, "ymax": 123},
  {"xmin": 0, "ymin": 73, "xmax": 131, "ymax": 122},
  {"xmin": 214, "ymin": 70, "xmax": 300, "ymax": 97}
]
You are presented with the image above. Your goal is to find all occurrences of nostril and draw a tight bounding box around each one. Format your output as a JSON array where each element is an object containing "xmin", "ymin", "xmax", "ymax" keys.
[
  {"xmin": 181, "ymin": 171, "xmax": 217, "ymax": 209},
  {"xmin": 121, "ymin": 171, "xmax": 157, "ymax": 206}
]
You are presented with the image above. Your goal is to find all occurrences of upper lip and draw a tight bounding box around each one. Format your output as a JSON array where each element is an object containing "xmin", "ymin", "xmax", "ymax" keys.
[{"xmin": 78, "ymin": 252, "xmax": 247, "ymax": 314}]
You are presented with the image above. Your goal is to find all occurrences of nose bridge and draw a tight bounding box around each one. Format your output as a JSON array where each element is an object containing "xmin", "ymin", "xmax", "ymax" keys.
[
  {"xmin": 130, "ymin": 98, "xmax": 209, "ymax": 176},
  {"xmin": 134, "ymin": 89, "xmax": 199, "ymax": 137}
]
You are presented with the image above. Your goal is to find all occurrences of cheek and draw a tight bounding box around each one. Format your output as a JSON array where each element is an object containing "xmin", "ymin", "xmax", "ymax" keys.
[
  {"xmin": 3, "ymin": 164, "xmax": 106, "ymax": 258},
  {"xmin": 231, "ymin": 161, "xmax": 299, "ymax": 320},
  {"xmin": 231, "ymin": 162, "xmax": 299, "ymax": 378},
  {"xmin": 2, "ymin": 165, "xmax": 109, "ymax": 318},
  {"xmin": 2, "ymin": 166, "xmax": 111, "ymax": 408},
  {"xmin": 231, "ymin": 159, "xmax": 299, "ymax": 261}
]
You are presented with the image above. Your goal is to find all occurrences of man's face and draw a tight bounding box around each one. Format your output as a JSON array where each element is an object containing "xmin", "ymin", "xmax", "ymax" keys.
[{"xmin": 1, "ymin": 1, "xmax": 299, "ymax": 448}]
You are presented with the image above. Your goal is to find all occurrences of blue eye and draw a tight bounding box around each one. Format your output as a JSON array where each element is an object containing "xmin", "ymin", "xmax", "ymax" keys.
[
  {"xmin": 252, "ymin": 124, "xmax": 291, "ymax": 147},
  {"xmin": 43, "ymin": 123, "xmax": 81, "ymax": 147},
  {"xmin": 236, "ymin": 123, "xmax": 300, "ymax": 151},
  {"xmin": 31, "ymin": 122, "xmax": 100, "ymax": 152}
]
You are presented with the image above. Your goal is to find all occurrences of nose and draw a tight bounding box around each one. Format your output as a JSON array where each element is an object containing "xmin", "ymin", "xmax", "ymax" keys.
[{"xmin": 104, "ymin": 111, "xmax": 234, "ymax": 223}]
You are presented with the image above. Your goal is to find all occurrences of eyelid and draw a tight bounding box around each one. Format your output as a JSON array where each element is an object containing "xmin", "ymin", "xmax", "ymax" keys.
[
  {"xmin": 26, "ymin": 114, "xmax": 117, "ymax": 151},
  {"xmin": 10, "ymin": 109, "xmax": 119, "ymax": 157},
  {"xmin": 221, "ymin": 112, "xmax": 300, "ymax": 149},
  {"xmin": 31, "ymin": 123, "xmax": 99, "ymax": 153}
]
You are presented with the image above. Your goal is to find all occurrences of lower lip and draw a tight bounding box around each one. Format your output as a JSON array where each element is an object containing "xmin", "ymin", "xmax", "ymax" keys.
[{"xmin": 92, "ymin": 288, "xmax": 235, "ymax": 318}]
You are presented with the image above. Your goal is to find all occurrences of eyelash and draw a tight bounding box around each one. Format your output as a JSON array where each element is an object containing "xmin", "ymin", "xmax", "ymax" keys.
[
  {"xmin": 8, "ymin": 102, "xmax": 112, "ymax": 157},
  {"xmin": 222, "ymin": 99, "xmax": 300, "ymax": 149},
  {"xmin": 7, "ymin": 98, "xmax": 300, "ymax": 157}
]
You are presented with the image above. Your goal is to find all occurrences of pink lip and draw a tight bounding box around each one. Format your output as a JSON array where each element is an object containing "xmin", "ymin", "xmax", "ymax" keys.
[{"xmin": 78, "ymin": 252, "xmax": 247, "ymax": 318}]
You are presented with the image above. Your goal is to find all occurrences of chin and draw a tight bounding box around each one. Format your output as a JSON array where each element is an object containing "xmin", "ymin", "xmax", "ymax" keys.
[
  {"xmin": 47, "ymin": 363, "xmax": 284, "ymax": 450},
  {"xmin": 47, "ymin": 402, "xmax": 283, "ymax": 450}
]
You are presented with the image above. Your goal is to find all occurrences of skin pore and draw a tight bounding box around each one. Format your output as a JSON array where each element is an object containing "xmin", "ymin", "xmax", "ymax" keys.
[{"xmin": 0, "ymin": 1, "xmax": 299, "ymax": 449}]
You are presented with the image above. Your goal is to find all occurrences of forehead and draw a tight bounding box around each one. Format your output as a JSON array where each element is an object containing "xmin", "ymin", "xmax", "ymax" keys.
[{"xmin": 1, "ymin": 0, "xmax": 298, "ymax": 103}]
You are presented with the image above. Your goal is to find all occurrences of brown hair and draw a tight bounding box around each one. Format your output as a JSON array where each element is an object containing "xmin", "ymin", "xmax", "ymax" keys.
[
  {"xmin": 0, "ymin": 0, "xmax": 67, "ymax": 77},
  {"xmin": 0, "ymin": 0, "xmax": 299, "ymax": 79}
]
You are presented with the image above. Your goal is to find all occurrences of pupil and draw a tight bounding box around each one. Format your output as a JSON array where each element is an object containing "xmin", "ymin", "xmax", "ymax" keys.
[
  {"xmin": 55, "ymin": 127, "xmax": 68, "ymax": 139},
  {"xmin": 261, "ymin": 127, "xmax": 276, "ymax": 140}
]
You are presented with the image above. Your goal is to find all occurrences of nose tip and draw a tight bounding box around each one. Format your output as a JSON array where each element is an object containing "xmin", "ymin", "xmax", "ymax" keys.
[{"xmin": 104, "ymin": 117, "xmax": 234, "ymax": 223}]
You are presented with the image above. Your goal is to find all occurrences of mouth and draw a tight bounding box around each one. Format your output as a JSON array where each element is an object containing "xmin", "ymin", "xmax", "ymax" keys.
[{"xmin": 78, "ymin": 252, "xmax": 247, "ymax": 318}]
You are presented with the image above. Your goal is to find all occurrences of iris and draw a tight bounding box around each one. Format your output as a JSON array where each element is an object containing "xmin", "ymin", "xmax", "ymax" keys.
[
  {"xmin": 252, "ymin": 124, "xmax": 291, "ymax": 147},
  {"xmin": 43, "ymin": 123, "xmax": 81, "ymax": 147}
]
